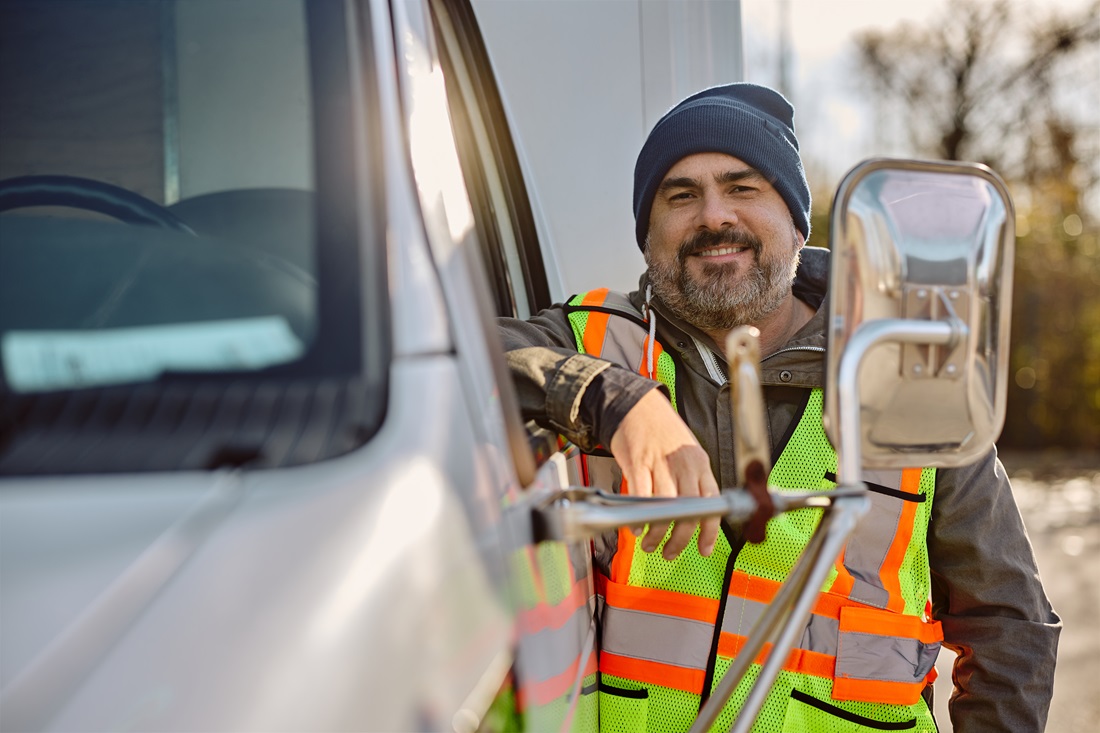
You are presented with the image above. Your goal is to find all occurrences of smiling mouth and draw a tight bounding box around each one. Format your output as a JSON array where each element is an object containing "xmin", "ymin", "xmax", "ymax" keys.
[{"xmin": 693, "ymin": 245, "xmax": 752, "ymax": 258}]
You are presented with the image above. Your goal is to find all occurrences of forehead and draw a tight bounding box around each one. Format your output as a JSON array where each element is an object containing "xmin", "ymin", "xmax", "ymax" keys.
[{"xmin": 663, "ymin": 151, "xmax": 756, "ymax": 181}]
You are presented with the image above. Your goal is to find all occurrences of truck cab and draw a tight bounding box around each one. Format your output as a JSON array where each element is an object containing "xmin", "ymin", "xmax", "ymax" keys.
[{"xmin": 0, "ymin": 0, "xmax": 744, "ymax": 730}]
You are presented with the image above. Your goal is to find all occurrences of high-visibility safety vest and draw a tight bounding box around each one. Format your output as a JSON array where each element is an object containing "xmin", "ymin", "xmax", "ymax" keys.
[
  {"xmin": 509, "ymin": 536, "xmax": 599, "ymax": 731},
  {"xmin": 564, "ymin": 289, "xmax": 943, "ymax": 733}
]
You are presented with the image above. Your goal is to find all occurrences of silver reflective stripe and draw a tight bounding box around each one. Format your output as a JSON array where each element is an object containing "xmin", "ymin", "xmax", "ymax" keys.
[
  {"xmin": 602, "ymin": 605, "xmax": 712, "ymax": 671},
  {"xmin": 842, "ymin": 469, "xmax": 905, "ymax": 609},
  {"xmin": 573, "ymin": 291, "xmax": 650, "ymax": 373},
  {"xmin": 597, "ymin": 290, "xmax": 645, "ymax": 320},
  {"xmin": 836, "ymin": 631, "xmax": 941, "ymax": 683},
  {"xmin": 521, "ymin": 601, "xmax": 596, "ymax": 683},
  {"xmin": 599, "ymin": 318, "xmax": 647, "ymax": 376},
  {"xmin": 721, "ymin": 596, "xmax": 839, "ymax": 657}
]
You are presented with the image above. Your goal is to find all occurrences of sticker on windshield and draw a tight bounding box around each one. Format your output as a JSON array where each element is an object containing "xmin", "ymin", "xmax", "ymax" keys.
[{"xmin": 2, "ymin": 316, "xmax": 305, "ymax": 392}]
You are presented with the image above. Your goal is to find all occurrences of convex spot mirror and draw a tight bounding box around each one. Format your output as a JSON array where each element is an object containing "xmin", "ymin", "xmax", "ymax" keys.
[{"xmin": 824, "ymin": 159, "xmax": 1014, "ymax": 469}]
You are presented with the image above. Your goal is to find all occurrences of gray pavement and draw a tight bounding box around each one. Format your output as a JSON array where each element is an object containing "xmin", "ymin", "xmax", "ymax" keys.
[{"xmin": 933, "ymin": 453, "xmax": 1100, "ymax": 732}]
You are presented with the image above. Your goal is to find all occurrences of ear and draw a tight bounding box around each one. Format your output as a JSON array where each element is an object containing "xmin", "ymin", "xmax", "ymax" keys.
[{"xmin": 793, "ymin": 222, "xmax": 806, "ymax": 249}]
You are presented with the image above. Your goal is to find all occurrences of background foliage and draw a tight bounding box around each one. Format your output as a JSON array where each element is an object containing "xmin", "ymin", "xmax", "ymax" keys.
[{"xmin": 839, "ymin": 0, "xmax": 1100, "ymax": 449}]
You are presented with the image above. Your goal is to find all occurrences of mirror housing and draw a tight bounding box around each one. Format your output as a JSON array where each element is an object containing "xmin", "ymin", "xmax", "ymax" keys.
[{"xmin": 824, "ymin": 159, "xmax": 1015, "ymax": 470}]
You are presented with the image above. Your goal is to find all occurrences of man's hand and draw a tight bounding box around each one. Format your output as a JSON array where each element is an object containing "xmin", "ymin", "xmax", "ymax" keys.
[{"xmin": 609, "ymin": 389, "xmax": 721, "ymax": 559}]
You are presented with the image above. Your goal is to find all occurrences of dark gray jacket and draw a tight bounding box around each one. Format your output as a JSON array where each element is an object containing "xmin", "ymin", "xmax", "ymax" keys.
[{"xmin": 498, "ymin": 246, "xmax": 1059, "ymax": 732}]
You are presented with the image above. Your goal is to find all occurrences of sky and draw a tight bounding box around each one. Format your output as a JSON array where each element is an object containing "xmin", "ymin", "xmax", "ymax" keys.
[{"xmin": 739, "ymin": 0, "xmax": 1099, "ymax": 197}]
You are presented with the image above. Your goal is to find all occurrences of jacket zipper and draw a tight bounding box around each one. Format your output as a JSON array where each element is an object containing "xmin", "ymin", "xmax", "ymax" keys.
[
  {"xmin": 692, "ymin": 336, "xmax": 729, "ymax": 385},
  {"xmin": 761, "ymin": 345, "xmax": 826, "ymax": 362}
]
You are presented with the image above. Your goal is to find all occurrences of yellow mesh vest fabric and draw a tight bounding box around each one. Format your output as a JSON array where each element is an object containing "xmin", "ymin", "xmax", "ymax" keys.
[
  {"xmin": 728, "ymin": 391, "xmax": 938, "ymax": 732},
  {"xmin": 561, "ymin": 295, "xmax": 937, "ymax": 732}
]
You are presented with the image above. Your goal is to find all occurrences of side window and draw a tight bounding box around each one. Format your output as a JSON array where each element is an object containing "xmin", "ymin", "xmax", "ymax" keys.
[{"xmin": 428, "ymin": 0, "xmax": 549, "ymax": 319}]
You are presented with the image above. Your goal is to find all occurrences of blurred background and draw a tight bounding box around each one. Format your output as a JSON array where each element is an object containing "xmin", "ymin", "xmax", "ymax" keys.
[
  {"xmin": 739, "ymin": 1, "xmax": 1098, "ymax": 730},
  {"xmin": 742, "ymin": 0, "xmax": 1099, "ymax": 453}
]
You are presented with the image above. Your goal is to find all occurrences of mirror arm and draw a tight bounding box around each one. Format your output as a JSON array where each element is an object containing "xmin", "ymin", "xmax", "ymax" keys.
[
  {"xmin": 836, "ymin": 318, "xmax": 964, "ymax": 483},
  {"xmin": 532, "ymin": 490, "xmax": 756, "ymax": 544},
  {"xmin": 530, "ymin": 488, "xmax": 866, "ymax": 544},
  {"xmin": 728, "ymin": 326, "xmax": 770, "ymax": 484}
]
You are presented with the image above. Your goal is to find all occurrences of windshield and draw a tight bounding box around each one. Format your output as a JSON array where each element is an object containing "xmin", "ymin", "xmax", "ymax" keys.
[{"xmin": 0, "ymin": 0, "xmax": 386, "ymax": 473}]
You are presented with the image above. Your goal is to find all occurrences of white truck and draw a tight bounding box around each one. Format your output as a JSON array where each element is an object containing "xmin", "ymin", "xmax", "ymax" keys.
[{"xmin": 0, "ymin": 1, "xmax": 1014, "ymax": 731}]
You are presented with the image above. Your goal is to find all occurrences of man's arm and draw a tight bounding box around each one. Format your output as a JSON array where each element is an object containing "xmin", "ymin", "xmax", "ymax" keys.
[
  {"xmin": 929, "ymin": 450, "xmax": 1060, "ymax": 732},
  {"xmin": 499, "ymin": 311, "xmax": 720, "ymax": 557},
  {"xmin": 499, "ymin": 311, "xmax": 654, "ymax": 452}
]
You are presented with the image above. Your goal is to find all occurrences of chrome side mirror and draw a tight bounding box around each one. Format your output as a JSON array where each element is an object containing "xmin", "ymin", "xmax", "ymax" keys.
[{"xmin": 824, "ymin": 159, "xmax": 1015, "ymax": 474}]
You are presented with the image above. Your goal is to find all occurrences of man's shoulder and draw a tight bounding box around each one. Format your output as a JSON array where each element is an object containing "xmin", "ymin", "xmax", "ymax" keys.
[{"xmin": 564, "ymin": 287, "xmax": 647, "ymax": 323}]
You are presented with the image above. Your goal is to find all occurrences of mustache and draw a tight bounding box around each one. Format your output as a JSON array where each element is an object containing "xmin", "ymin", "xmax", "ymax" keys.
[{"xmin": 678, "ymin": 227, "xmax": 762, "ymax": 262}]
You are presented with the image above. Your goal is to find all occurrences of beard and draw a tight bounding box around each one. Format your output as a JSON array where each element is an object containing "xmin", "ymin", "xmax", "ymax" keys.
[{"xmin": 646, "ymin": 226, "xmax": 801, "ymax": 332}]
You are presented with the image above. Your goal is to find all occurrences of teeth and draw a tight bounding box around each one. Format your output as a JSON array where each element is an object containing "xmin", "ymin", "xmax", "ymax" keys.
[{"xmin": 697, "ymin": 246, "xmax": 747, "ymax": 257}]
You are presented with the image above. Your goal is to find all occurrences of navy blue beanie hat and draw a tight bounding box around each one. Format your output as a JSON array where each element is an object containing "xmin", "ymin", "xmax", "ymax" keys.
[{"xmin": 633, "ymin": 83, "xmax": 811, "ymax": 250}]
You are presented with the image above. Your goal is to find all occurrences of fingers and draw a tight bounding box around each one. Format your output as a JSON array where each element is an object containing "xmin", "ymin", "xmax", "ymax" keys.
[
  {"xmin": 608, "ymin": 391, "xmax": 723, "ymax": 561},
  {"xmin": 638, "ymin": 448, "xmax": 674, "ymax": 553},
  {"xmin": 696, "ymin": 472, "xmax": 721, "ymax": 557},
  {"xmin": 659, "ymin": 469, "xmax": 721, "ymax": 559}
]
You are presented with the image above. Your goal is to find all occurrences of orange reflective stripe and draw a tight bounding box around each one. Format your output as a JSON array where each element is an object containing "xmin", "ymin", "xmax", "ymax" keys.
[
  {"xmin": 839, "ymin": 606, "xmax": 943, "ymax": 645},
  {"xmin": 717, "ymin": 633, "xmax": 836, "ymax": 679},
  {"xmin": 518, "ymin": 576, "xmax": 592, "ymax": 635},
  {"xmin": 599, "ymin": 650, "xmax": 705, "ymax": 694},
  {"xmin": 576, "ymin": 288, "xmax": 611, "ymax": 356},
  {"xmin": 523, "ymin": 646, "xmax": 599, "ymax": 708},
  {"xmin": 581, "ymin": 310, "xmax": 609, "ymax": 358},
  {"xmin": 831, "ymin": 676, "xmax": 927, "ymax": 706},
  {"xmin": 605, "ymin": 575, "xmax": 720, "ymax": 624},
  {"xmin": 611, "ymin": 526, "xmax": 636, "ymax": 583},
  {"xmin": 728, "ymin": 570, "xmax": 853, "ymax": 620},
  {"xmin": 879, "ymin": 468, "xmax": 922, "ymax": 613},
  {"xmin": 729, "ymin": 569, "xmax": 780, "ymax": 604},
  {"xmin": 579, "ymin": 288, "xmax": 610, "ymax": 307}
]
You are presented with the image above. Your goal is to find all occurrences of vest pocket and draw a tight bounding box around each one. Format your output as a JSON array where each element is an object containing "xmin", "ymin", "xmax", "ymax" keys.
[
  {"xmin": 598, "ymin": 683, "xmax": 648, "ymax": 733},
  {"xmin": 833, "ymin": 606, "xmax": 942, "ymax": 705},
  {"xmin": 784, "ymin": 689, "xmax": 917, "ymax": 731}
]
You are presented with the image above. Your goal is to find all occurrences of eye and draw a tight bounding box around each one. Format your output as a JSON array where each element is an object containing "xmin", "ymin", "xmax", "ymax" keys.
[{"xmin": 668, "ymin": 191, "xmax": 695, "ymax": 201}]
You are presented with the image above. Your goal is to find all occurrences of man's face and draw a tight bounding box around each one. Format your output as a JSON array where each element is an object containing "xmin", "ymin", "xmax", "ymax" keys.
[{"xmin": 644, "ymin": 152, "xmax": 804, "ymax": 332}]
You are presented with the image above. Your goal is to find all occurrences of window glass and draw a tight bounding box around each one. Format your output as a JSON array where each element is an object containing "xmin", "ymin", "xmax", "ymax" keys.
[
  {"xmin": 0, "ymin": 0, "xmax": 317, "ymax": 391},
  {"xmin": 429, "ymin": 0, "xmax": 549, "ymax": 319},
  {"xmin": 0, "ymin": 0, "xmax": 386, "ymax": 473}
]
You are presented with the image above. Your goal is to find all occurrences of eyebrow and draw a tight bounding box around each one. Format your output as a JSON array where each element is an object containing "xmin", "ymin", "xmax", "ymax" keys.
[
  {"xmin": 716, "ymin": 168, "xmax": 766, "ymax": 185},
  {"xmin": 658, "ymin": 167, "xmax": 766, "ymax": 193}
]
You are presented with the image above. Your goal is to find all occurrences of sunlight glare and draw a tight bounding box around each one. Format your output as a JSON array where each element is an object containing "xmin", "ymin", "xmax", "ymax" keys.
[
  {"xmin": 407, "ymin": 61, "xmax": 475, "ymax": 243},
  {"xmin": 309, "ymin": 459, "xmax": 445, "ymax": 645}
]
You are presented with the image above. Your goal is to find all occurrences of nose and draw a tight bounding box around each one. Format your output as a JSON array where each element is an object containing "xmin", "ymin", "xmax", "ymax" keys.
[{"xmin": 697, "ymin": 191, "xmax": 737, "ymax": 232}]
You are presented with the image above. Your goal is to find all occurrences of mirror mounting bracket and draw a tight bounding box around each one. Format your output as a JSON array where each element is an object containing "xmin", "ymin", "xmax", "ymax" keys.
[{"xmin": 901, "ymin": 284, "xmax": 969, "ymax": 380}]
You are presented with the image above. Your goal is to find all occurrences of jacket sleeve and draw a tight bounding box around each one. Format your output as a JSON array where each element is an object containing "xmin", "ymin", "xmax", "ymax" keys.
[
  {"xmin": 498, "ymin": 308, "xmax": 661, "ymax": 452},
  {"xmin": 928, "ymin": 449, "xmax": 1060, "ymax": 732}
]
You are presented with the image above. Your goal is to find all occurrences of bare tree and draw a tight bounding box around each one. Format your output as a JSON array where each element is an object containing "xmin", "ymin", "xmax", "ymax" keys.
[{"xmin": 856, "ymin": 0, "xmax": 1099, "ymax": 205}]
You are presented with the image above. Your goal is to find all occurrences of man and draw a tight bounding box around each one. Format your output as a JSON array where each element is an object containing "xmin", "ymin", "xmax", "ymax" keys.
[{"xmin": 499, "ymin": 84, "xmax": 1059, "ymax": 732}]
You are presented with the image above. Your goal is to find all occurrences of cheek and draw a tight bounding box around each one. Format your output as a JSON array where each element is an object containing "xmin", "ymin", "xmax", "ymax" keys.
[{"xmin": 644, "ymin": 226, "xmax": 684, "ymax": 266}]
